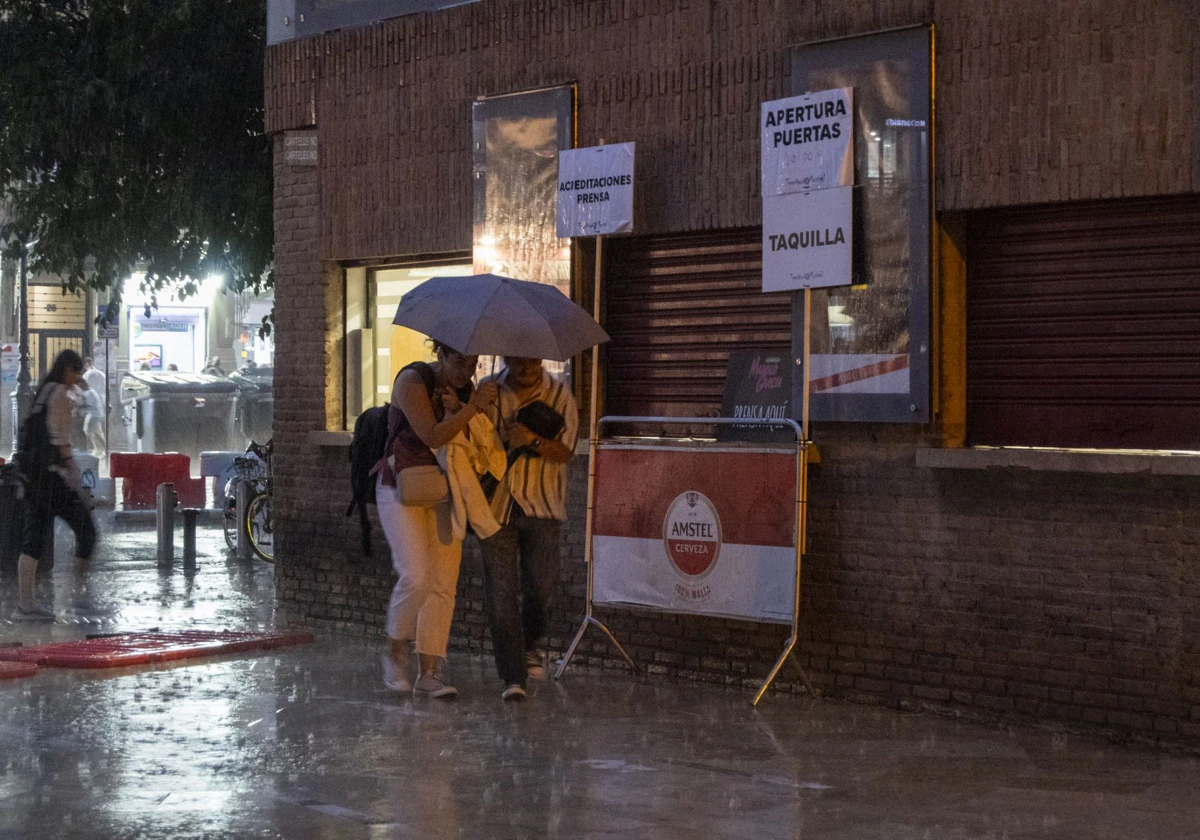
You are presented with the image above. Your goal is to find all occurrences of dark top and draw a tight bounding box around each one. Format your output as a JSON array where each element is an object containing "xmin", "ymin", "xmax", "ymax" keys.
[{"xmin": 376, "ymin": 362, "xmax": 472, "ymax": 487}]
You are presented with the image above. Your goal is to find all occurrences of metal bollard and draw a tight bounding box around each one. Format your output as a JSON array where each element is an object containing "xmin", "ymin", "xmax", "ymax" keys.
[
  {"xmin": 156, "ymin": 483, "xmax": 177, "ymax": 564},
  {"xmin": 181, "ymin": 509, "xmax": 198, "ymax": 563},
  {"xmin": 235, "ymin": 480, "xmax": 253, "ymax": 560}
]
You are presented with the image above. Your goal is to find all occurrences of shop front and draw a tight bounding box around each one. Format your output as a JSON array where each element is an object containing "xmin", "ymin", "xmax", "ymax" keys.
[{"xmin": 265, "ymin": 1, "xmax": 1200, "ymax": 743}]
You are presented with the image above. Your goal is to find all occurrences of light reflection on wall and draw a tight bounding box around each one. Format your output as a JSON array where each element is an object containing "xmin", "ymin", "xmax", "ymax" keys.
[{"xmin": 471, "ymin": 87, "xmax": 575, "ymax": 381}]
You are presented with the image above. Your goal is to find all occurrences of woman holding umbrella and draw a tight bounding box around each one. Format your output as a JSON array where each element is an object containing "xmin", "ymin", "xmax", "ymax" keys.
[
  {"xmin": 386, "ymin": 273, "xmax": 609, "ymax": 698},
  {"xmin": 377, "ymin": 341, "xmax": 498, "ymax": 698}
]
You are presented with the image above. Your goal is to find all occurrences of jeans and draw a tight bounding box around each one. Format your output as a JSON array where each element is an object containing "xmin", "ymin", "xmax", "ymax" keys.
[
  {"xmin": 376, "ymin": 476, "xmax": 461, "ymax": 658},
  {"xmin": 478, "ymin": 506, "xmax": 562, "ymax": 687}
]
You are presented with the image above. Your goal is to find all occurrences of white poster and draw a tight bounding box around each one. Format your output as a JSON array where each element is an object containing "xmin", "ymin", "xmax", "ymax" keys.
[
  {"xmin": 761, "ymin": 88, "xmax": 853, "ymax": 196},
  {"xmin": 762, "ymin": 187, "xmax": 853, "ymax": 292},
  {"xmin": 556, "ymin": 142, "xmax": 635, "ymax": 238}
]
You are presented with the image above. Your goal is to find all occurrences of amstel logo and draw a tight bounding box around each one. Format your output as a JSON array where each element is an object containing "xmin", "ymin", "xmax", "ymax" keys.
[{"xmin": 662, "ymin": 490, "xmax": 722, "ymax": 580}]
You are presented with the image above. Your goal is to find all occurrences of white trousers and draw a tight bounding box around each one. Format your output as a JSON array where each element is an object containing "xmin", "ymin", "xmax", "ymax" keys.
[{"xmin": 376, "ymin": 476, "xmax": 462, "ymax": 658}]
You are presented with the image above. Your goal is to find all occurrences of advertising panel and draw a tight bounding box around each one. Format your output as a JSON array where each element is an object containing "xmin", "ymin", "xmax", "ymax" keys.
[
  {"xmin": 591, "ymin": 444, "xmax": 797, "ymax": 625},
  {"xmin": 717, "ymin": 349, "xmax": 793, "ymax": 443}
]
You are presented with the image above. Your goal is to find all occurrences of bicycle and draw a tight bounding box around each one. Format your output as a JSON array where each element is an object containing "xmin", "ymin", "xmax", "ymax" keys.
[{"xmin": 222, "ymin": 439, "xmax": 274, "ymax": 562}]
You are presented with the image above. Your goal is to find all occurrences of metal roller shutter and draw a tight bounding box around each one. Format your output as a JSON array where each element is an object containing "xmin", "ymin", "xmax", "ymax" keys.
[
  {"xmin": 967, "ymin": 194, "xmax": 1200, "ymax": 450},
  {"xmin": 604, "ymin": 228, "xmax": 790, "ymax": 418}
]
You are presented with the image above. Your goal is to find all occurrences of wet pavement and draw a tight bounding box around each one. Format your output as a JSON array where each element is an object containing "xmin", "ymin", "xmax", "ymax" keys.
[{"xmin": 4, "ymin": 518, "xmax": 1200, "ymax": 839}]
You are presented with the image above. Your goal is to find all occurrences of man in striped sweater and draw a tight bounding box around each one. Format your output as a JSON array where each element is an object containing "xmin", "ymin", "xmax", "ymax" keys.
[{"xmin": 479, "ymin": 357, "xmax": 579, "ymax": 702}]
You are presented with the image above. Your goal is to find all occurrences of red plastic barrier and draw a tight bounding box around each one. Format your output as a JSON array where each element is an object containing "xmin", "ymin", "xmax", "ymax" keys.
[
  {"xmin": 109, "ymin": 453, "xmax": 206, "ymax": 509},
  {"xmin": 0, "ymin": 630, "xmax": 314, "ymax": 669},
  {"xmin": 0, "ymin": 660, "xmax": 37, "ymax": 679}
]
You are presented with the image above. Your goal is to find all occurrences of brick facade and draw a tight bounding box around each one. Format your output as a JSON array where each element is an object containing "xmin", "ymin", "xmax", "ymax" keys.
[{"xmin": 266, "ymin": 1, "xmax": 1200, "ymax": 746}]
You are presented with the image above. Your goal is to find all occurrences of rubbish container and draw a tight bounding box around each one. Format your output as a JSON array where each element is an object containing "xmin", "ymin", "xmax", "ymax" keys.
[
  {"xmin": 0, "ymin": 463, "xmax": 52, "ymax": 575},
  {"xmin": 229, "ymin": 367, "xmax": 274, "ymax": 446},
  {"xmin": 120, "ymin": 372, "xmax": 239, "ymax": 463}
]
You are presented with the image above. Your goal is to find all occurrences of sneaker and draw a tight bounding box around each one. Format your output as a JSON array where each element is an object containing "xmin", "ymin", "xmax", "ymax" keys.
[
  {"xmin": 11, "ymin": 606, "xmax": 55, "ymax": 622},
  {"xmin": 413, "ymin": 672, "xmax": 457, "ymax": 699},
  {"xmin": 382, "ymin": 652, "xmax": 412, "ymax": 693},
  {"xmin": 525, "ymin": 650, "xmax": 546, "ymax": 680},
  {"xmin": 502, "ymin": 684, "xmax": 527, "ymax": 702}
]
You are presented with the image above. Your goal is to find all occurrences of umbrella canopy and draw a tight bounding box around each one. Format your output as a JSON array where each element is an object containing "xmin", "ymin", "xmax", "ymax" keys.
[{"xmin": 392, "ymin": 273, "xmax": 610, "ymax": 362}]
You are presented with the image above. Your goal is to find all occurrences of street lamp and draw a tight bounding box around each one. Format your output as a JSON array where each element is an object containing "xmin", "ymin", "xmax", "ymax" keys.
[{"xmin": 9, "ymin": 242, "xmax": 33, "ymax": 454}]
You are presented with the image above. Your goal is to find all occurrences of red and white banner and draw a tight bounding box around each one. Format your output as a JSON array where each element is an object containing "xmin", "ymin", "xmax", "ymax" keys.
[{"xmin": 592, "ymin": 444, "xmax": 798, "ymax": 624}]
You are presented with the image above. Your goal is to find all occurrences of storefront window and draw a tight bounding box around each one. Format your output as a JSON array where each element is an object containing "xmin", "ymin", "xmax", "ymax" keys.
[
  {"xmin": 790, "ymin": 26, "xmax": 933, "ymax": 422},
  {"xmin": 344, "ymin": 260, "xmax": 473, "ymax": 425}
]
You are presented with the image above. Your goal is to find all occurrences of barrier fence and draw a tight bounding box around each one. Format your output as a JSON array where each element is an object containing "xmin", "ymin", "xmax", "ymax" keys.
[{"xmin": 555, "ymin": 416, "xmax": 816, "ymax": 704}]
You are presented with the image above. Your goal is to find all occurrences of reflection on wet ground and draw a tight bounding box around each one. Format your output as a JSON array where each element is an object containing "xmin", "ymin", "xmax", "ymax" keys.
[{"xmin": 3, "ymin": 517, "xmax": 1200, "ymax": 838}]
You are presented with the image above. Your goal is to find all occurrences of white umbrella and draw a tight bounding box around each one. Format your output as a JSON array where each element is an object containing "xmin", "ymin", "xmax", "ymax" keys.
[{"xmin": 392, "ymin": 273, "xmax": 610, "ymax": 362}]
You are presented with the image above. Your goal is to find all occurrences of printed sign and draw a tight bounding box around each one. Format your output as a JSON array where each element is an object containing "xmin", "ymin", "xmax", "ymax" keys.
[
  {"xmin": 761, "ymin": 88, "xmax": 853, "ymax": 196},
  {"xmin": 97, "ymin": 304, "xmax": 119, "ymax": 340},
  {"xmin": 285, "ymin": 132, "xmax": 318, "ymax": 166},
  {"xmin": 556, "ymin": 143, "xmax": 635, "ymax": 238},
  {"xmin": 762, "ymin": 187, "xmax": 853, "ymax": 292},
  {"xmin": 592, "ymin": 444, "xmax": 797, "ymax": 624},
  {"xmin": 717, "ymin": 349, "xmax": 794, "ymax": 443}
]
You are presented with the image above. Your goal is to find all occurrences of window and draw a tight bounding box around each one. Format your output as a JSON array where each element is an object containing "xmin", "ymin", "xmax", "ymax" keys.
[{"xmin": 344, "ymin": 258, "xmax": 472, "ymax": 426}]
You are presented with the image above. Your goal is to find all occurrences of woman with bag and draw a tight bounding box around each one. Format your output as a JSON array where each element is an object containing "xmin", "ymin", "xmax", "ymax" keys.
[
  {"xmin": 375, "ymin": 341, "xmax": 498, "ymax": 698},
  {"xmin": 12, "ymin": 349, "xmax": 98, "ymax": 621}
]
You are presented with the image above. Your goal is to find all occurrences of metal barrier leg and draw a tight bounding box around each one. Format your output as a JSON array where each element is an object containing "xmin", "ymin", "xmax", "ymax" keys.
[
  {"xmin": 555, "ymin": 615, "xmax": 639, "ymax": 680},
  {"xmin": 554, "ymin": 617, "xmax": 592, "ymax": 680},
  {"xmin": 753, "ymin": 637, "xmax": 819, "ymax": 706},
  {"xmin": 156, "ymin": 483, "xmax": 176, "ymax": 565},
  {"xmin": 753, "ymin": 637, "xmax": 795, "ymax": 706},
  {"xmin": 591, "ymin": 616, "xmax": 639, "ymax": 673}
]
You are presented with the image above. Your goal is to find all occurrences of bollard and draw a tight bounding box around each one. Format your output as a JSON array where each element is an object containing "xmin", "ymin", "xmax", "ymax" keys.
[
  {"xmin": 156, "ymin": 482, "xmax": 177, "ymax": 564},
  {"xmin": 181, "ymin": 509, "xmax": 198, "ymax": 563},
  {"xmin": 235, "ymin": 480, "xmax": 253, "ymax": 560}
]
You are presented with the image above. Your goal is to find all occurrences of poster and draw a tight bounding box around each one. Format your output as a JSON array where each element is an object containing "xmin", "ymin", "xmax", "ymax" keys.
[
  {"xmin": 716, "ymin": 349, "xmax": 794, "ymax": 443},
  {"xmin": 592, "ymin": 444, "xmax": 798, "ymax": 624}
]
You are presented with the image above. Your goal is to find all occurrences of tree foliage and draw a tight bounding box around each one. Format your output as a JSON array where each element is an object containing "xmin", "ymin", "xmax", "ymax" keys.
[{"xmin": 0, "ymin": 0, "xmax": 272, "ymax": 307}]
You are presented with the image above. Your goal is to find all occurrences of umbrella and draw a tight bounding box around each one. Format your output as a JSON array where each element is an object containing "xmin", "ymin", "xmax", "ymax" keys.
[{"xmin": 392, "ymin": 273, "xmax": 610, "ymax": 362}]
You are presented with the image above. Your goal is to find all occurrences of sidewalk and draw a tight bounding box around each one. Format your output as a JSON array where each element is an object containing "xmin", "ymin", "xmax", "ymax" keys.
[{"xmin": 3, "ymin": 517, "xmax": 1200, "ymax": 839}]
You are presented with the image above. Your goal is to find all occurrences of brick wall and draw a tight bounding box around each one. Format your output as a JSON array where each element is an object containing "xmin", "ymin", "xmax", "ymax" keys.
[
  {"xmin": 265, "ymin": 1, "xmax": 1200, "ymax": 746},
  {"xmin": 265, "ymin": 0, "xmax": 1199, "ymax": 255}
]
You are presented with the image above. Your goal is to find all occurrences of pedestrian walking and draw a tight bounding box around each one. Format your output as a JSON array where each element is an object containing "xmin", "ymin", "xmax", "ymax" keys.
[
  {"xmin": 81, "ymin": 356, "xmax": 107, "ymax": 456},
  {"xmin": 11, "ymin": 349, "xmax": 98, "ymax": 621},
  {"xmin": 74, "ymin": 380, "xmax": 105, "ymax": 458},
  {"xmin": 479, "ymin": 357, "xmax": 578, "ymax": 701},
  {"xmin": 375, "ymin": 342, "xmax": 499, "ymax": 698}
]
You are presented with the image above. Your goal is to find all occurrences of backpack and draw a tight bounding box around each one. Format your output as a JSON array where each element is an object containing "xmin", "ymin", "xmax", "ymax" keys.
[
  {"xmin": 345, "ymin": 362, "xmax": 472, "ymax": 556},
  {"xmin": 15, "ymin": 384, "xmax": 59, "ymax": 481},
  {"xmin": 345, "ymin": 405, "xmax": 390, "ymax": 557}
]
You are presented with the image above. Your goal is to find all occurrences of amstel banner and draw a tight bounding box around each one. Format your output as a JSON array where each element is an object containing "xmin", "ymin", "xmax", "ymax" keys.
[{"xmin": 592, "ymin": 443, "xmax": 798, "ymax": 624}]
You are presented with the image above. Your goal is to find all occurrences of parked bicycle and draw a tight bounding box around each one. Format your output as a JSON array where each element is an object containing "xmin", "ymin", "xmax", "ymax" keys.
[{"xmin": 222, "ymin": 439, "xmax": 274, "ymax": 562}]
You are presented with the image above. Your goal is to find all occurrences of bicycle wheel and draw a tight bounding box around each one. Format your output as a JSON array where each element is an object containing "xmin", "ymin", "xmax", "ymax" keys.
[
  {"xmin": 223, "ymin": 501, "xmax": 238, "ymax": 550},
  {"xmin": 245, "ymin": 492, "xmax": 274, "ymax": 563}
]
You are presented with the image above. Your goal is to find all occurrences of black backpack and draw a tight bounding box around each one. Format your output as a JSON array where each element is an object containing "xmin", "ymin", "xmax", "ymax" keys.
[
  {"xmin": 345, "ymin": 405, "xmax": 391, "ymax": 557},
  {"xmin": 15, "ymin": 384, "xmax": 59, "ymax": 481},
  {"xmin": 345, "ymin": 362, "xmax": 471, "ymax": 556}
]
